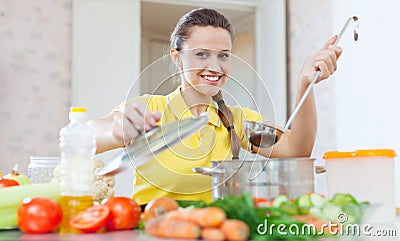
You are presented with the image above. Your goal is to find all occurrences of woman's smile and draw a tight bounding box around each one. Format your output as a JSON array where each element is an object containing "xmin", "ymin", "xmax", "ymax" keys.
[{"xmin": 200, "ymin": 74, "xmax": 224, "ymax": 85}]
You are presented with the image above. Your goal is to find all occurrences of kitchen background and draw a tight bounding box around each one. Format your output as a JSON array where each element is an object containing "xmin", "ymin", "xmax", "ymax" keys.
[{"xmin": 0, "ymin": 0, "xmax": 399, "ymax": 207}]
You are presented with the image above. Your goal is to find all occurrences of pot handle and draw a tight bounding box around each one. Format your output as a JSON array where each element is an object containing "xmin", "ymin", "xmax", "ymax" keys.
[
  {"xmin": 192, "ymin": 167, "xmax": 225, "ymax": 176},
  {"xmin": 315, "ymin": 165, "xmax": 326, "ymax": 174}
]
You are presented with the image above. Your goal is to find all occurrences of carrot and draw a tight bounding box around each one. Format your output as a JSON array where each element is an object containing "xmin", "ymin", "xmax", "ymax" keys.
[
  {"xmin": 145, "ymin": 216, "xmax": 164, "ymax": 237},
  {"xmin": 201, "ymin": 227, "xmax": 225, "ymax": 241},
  {"xmin": 145, "ymin": 215, "xmax": 201, "ymax": 239},
  {"xmin": 165, "ymin": 209, "xmax": 191, "ymax": 221},
  {"xmin": 144, "ymin": 196, "xmax": 179, "ymax": 221},
  {"xmin": 166, "ymin": 207, "xmax": 226, "ymax": 228},
  {"xmin": 220, "ymin": 219, "xmax": 250, "ymax": 241}
]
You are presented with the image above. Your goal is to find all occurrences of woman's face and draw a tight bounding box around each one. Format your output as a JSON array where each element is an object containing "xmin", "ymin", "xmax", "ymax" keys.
[{"xmin": 174, "ymin": 26, "xmax": 232, "ymax": 97}]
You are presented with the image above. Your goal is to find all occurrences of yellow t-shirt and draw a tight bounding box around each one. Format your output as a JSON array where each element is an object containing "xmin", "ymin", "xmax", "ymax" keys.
[{"xmin": 122, "ymin": 88, "xmax": 264, "ymax": 204}]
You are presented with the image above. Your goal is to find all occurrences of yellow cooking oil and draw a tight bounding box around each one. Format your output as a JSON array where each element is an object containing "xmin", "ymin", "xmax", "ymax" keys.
[{"xmin": 59, "ymin": 195, "xmax": 94, "ymax": 233}]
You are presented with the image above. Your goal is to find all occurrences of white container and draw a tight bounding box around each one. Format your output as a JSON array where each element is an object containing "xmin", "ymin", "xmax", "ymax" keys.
[
  {"xmin": 396, "ymin": 160, "xmax": 400, "ymax": 215},
  {"xmin": 324, "ymin": 149, "xmax": 396, "ymax": 224}
]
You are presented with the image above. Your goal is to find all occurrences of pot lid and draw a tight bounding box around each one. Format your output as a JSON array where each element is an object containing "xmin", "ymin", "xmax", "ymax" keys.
[{"xmin": 98, "ymin": 113, "xmax": 209, "ymax": 175}]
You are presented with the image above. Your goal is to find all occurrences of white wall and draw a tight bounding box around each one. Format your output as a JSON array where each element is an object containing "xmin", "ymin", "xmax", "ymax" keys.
[
  {"xmin": 256, "ymin": 0, "xmax": 287, "ymax": 124},
  {"xmin": 72, "ymin": 0, "xmax": 141, "ymax": 197},
  {"xmin": 72, "ymin": 0, "xmax": 141, "ymax": 118},
  {"xmin": 332, "ymin": 0, "xmax": 400, "ymax": 207}
]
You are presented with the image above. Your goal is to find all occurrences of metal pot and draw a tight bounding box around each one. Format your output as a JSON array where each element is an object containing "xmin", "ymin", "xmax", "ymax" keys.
[{"xmin": 193, "ymin": 158, "xmax": 322, "ymax": 201}]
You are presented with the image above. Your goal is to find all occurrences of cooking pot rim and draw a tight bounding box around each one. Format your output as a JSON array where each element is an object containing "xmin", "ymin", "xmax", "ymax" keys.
[{"xmin": 211, "ymin": 157, "xmax": 315, "ymax": 163}]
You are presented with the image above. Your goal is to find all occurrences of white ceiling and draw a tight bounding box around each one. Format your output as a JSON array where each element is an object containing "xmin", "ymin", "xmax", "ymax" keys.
[{"xmin": 141, "ymin": 1, "xmax": 255, "ymax": 39}]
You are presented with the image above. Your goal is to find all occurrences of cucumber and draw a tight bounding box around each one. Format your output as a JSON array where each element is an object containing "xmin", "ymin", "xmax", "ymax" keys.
[
  {"xmin": 0, "ymin": 182, "xmax": 61, "ymax": 228},
  {"xmin": 295, "ymin": 194, "xmax": 311, "ymax": 208},
  {"xmin": 279, "ymin": 202, "xmax": 299, "ymax": 215},
  {"xmin": 272, "ymin": 194, "xmax": 290, "ymax": 207},
  {"xmin": 321, "ymin": 203, "xmax": 342, "ymax": 222},
  {"xmin": 295, "ymin": 194, "xmax": 312, "ymax": 214},
  {"xmin": 341, "ymin": 203, "xmax": 363, "ymax": 224},
  {"xmin": 308, "ymin": 206, "xmax": 323, "ymax": 218},
  {"xmin": 329, "ymin": 193, "xmax": 358, "ymax": 206},
  {"xmin": 0, "ymin": 208, "xmax": 17, "ymax": 229},
  {"xmin": 0, "ymin": 182, "xmax": 60, "ymax": 207},
  {"xmin": 309, "ymin": 193, "xmax": 326, "ymax": 207}
]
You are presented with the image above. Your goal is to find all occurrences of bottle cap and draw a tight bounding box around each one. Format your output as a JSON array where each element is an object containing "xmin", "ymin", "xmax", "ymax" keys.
[
  {"xmin": 69, "ymin": 107, "xmax": 88, "ymax": 121},
  {"xmin": 70, "ymin": 107, "xmax": 87, "ymax": 113}
]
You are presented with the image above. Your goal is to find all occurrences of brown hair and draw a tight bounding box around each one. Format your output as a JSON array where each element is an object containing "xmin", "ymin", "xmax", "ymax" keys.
[
  {"xmin": 170, "ymin": 8, "xmax": 235, "ymax": 50},
  {"xmin": 171, "ymin": 9, "xmax": 240, "ymax": 159},
  {"xmin": 212, "ymin": 91, "xmax": 241, "ymax": 159}
]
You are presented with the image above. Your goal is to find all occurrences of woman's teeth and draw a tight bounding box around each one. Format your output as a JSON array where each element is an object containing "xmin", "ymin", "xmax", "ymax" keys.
[{"xmin": 202, "ymin": 75, "xmax": 219, "ymax": 82}]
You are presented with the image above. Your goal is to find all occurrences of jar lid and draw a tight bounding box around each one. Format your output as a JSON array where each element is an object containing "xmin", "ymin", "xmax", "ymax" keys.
[
  {"xmin": 323, "ymin": 149, "xmax": 396, "ymax": 159},
  {"xmin": 29, "ymin": 156, "xmax": 61, "ymax": 166}
]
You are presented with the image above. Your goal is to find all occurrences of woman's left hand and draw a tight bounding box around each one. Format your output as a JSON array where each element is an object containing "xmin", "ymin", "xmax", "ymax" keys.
[{"xmin": 299, "ymin": 35, "xmax": 343, "ymax": 86}]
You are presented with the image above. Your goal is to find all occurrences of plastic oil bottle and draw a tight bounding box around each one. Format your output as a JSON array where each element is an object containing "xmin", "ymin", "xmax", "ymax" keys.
[{"xmin": 58, "ymin": 107, "xmax": 96, "ymax": 233}]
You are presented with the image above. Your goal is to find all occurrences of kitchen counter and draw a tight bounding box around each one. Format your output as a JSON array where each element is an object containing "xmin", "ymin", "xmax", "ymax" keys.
[
  {"xmin": 1, "ymin": 219, "xmax": 399, "ymax": 241},
  {"xmin": 0, "ymin": 229, "xmax": 159, "ymax": 241}
]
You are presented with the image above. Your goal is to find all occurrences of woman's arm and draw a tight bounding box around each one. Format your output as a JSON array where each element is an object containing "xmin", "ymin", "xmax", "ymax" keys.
[
  {"xmin": 255, "ymin": 36, "xmax": 342, "ymax": 158},
  {"xmin": 88, "ymin": 101, "xmax": 161, "ymax": 154}
]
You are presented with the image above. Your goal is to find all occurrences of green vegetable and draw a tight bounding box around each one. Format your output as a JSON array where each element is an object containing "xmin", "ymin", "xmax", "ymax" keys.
[
  {"xmin": 294, "ymin": 193, "xmax": 326, "ymax": 215},
  {"xmin": 207, "ymin": 193, "xmax": 370, "ymax": 241},
  {"xmin": 0, "ymin": 182, "xmax": 60, "ymax": 229},
  {"xmin": 278, "ymin": 202, "xmax": 299, "ymax": 216},
  {"xmin": 4, "ymin": 165, "xmax": 31, "ymax": 185},
  {"xmin": 176, "ymin": 200, "xmax": 207, "ymax": 208},
  {"xmin": 295, "ymin": 194, "xmax": 312, "ymax": 214},
  {"xmin": 309, "ymin": 193, "xmax": 325, "ymax": 207},
  {"xmin": 272, "ymin": 194, "xmax": 290, "ymax": 207},
  {"xmin": 136, "ymin": 221, "xmax": 145, "ymax": 230},
  {"xmin": 329, "ymin": 193, "xmax": 358, "ymax": 206},
  {"xmin": 321, "ymin": 203, "xmax": 342, "ymax": 221},
  {"xmin": 0, "ymin": 208, "xmax": 17, "ymax": 229},
  {"xmin": 325, "ymin": 193, "xmax": 370, "ymax": 224},
  {"xmin": 208, "ymin": 193, "xmax": 261, "ymax": 237},
  {"xmin": 208, "ymin": 193, "xmax": 321, "ymax": 240}
]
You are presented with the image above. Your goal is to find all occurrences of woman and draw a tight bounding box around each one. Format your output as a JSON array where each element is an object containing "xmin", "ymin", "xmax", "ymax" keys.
[{"xmin": 89, "ymin": 8, "xmax": 342, "ymax": 204}]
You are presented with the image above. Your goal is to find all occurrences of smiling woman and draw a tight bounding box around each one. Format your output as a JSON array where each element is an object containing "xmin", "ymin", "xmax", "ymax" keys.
[
  {"xmin": 66, "ymin": 0, "xmax": 284, "ymax": 198},
  {"xmin": 88, "ymin": 6, "xmax": 342, "ymax": 205}
]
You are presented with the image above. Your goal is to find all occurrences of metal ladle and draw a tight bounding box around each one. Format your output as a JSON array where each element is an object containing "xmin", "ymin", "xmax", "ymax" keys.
[{"xmin": 245, "ymin": 16, "xmax": 359, "ymax": 148}]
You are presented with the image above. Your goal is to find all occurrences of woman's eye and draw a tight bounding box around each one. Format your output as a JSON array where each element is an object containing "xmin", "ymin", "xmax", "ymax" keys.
[
  {"xmin": 196, "ymin": 52, "xmax": 208, "ymax": 58},
  {"xmin": 218, "ymin": 52, "xmax": 230, "ymax": 59}
]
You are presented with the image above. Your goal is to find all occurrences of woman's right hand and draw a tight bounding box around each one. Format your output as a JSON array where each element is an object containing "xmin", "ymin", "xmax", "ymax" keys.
[{"xmin": 111, "ymin": 101, "xmax": 161, "ymax": 146}]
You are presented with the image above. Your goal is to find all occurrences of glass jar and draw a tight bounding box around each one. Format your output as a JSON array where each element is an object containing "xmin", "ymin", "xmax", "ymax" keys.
[{"xmin": 28, "ymin": 156, "xmax": 60, "ymax": 184}]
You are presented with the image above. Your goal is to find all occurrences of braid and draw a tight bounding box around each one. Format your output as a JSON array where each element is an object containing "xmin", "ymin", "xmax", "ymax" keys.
[{"xmin": 212, "ymin": 91, "xmax": 241, "ymax": 159}]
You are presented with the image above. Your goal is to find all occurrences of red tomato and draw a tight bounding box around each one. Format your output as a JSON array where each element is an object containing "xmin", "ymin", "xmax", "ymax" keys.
[
  {"xmin": 69, "ymin": 205, "xmax": 110, "ymax": 233},
  {"xmin": 253, "ymin": 197, "xmax": 273, "ymax": 207},
  {"xmin": 0, "ymin": 178, "xmax": 19, "ymax": 188},
  {"xmin": 103, "ymin": 197, "xmax": 141, "ymax": 230},
  {"xmin": 17, "ymin": 197, "xmax": 63, "ymax": 233}
]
